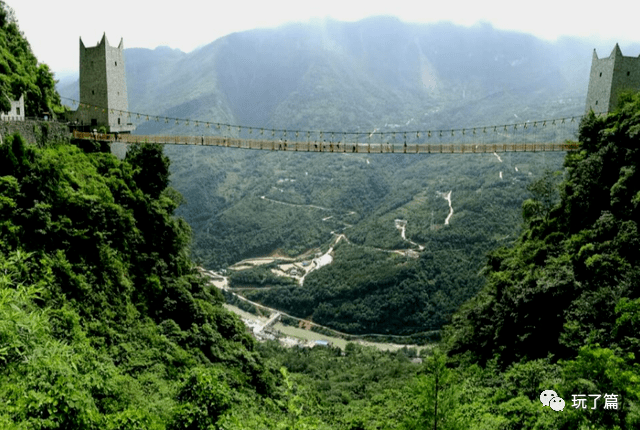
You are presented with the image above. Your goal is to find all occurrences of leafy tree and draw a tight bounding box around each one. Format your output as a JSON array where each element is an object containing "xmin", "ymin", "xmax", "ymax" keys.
[
  {"xmin": 170, "ymin": 367, "xmax": 232, "ymax": 429},
  {"xmin": 613, "ymin": 297, "xmax": 640, "ymax": 356},
  {"xmin": 402, "ymin": 349, "xmax": 466, "ymax": 430},
  {"xmin": 0, "ymin": 133, "xmax": 32, "ymax": 178},
  {"xmin": 522, "ymin": 168, "xmax": 562, "ymax": 223},
  {"xmin": 0, "ymin": 86, "xmax": 11, "ymax": 113},
  {"xmin": 558, "ymin": 346, "xmax": 640, "ymax": 429},
  {"xmin": 125, "ymin": 142, "xmax": 171, "ymax": 199}
]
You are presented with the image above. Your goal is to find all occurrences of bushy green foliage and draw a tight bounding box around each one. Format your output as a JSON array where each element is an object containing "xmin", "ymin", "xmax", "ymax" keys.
[
  {"xmin": 170, "ymin": 366, "xmax": 232, "ymax": 429},
  {"xmin": 255, "ymin": 341, "xmax": 422, "ymax": 429},
  {"xmin": 558, "ymin": 345, "xmax": 640, "ymax": 429},
  {"xmin": 401, "ymin": 349, "xmax": 467, "ymax": 429},
  {"xmin": 126, "ymin": 142, "xmax": 172, "ymax": 199},
  {"xmin": 0, "ymin": 134, "xmax": 278, "ymax": 427},
  {"xmin": 0, "ymin": 2, "xmax": 62, "ymax": 116},
  {"xmin": 437, "ymin": 92, "xmax": 640, "ymax": 429},
  {"xmin": 444, "ymin": 94, "xmax": 640, "ymax": 368}
]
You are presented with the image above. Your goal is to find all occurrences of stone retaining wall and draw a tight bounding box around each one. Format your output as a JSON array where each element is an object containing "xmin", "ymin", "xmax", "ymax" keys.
[{"xmin": 0, "ymin": 119, "xmax": 71, "ymax": 145}]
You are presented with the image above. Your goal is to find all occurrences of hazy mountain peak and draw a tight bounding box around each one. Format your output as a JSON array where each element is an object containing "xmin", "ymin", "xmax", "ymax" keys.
[{"xmin": 58, "ymin": 17, "xmax": 597, "ymax": 134}]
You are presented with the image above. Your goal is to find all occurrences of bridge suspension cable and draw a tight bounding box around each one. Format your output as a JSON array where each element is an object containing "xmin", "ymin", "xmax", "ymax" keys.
[{"xmin": 62, "ymin": 96, "xmax": 583, "ymax": 147}]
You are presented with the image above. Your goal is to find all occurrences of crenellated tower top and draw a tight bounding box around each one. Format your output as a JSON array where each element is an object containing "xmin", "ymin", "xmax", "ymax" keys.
[
  {"xmin": 73, "ymin": 33, "xmax": 134, "ymax": 133},
  {"xmin": 585, "ymin": 44, "xmax": 640, "ymax": 114}
]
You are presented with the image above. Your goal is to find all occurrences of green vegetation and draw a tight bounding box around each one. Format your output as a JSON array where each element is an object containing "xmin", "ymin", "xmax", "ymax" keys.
[
  {"xmin": 445, "ymin": 96, "xmax": 640, "ymax": 368},
  {"xmin": 440, "ymin": 93, "xmax": 640, "ymax": 428},
  {"xmin": 254, "ymin": 93, "xmax": 639, "ymax": 429},
  {"xmin": 4, "ymin": 5, "xmax": 639, "ymax": 426},
  {"xmin": 247, "ymin": 244, "xmax": 463, "ymax": 335},
  {"xmin": 0, "ymin": 135, "xmax": 277, "ymax": 427},
  {"xmin": 0, "ymin": 2, "xmax": 62, "ymax": 116},
  {"xmin": 1, "ymin": 129, "xmax": 431, "ymax": 427},
  {"xmin": 229, "ymin": 264, "xmax": 298, "ymax": 288},
  {"xmin": 2, "ymin": 93, "xmax": 640, "ymax": 427},
  {"xmin": 168, "ymin": 141, "xmax": 565, "ymax": 336}
]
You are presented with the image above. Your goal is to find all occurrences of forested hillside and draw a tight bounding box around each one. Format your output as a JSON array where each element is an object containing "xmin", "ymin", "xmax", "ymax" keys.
[
  {"xmin": 463, "ymin": 92, "xmax": 639, "ymax": 429},
  {"xmin": 0, "ymin": 1, "xmax": 61, "ymax": 116},
  {"xmin": 166, "ymin": 141, "xmax": 565, "ymax": 336},
  {"xmin": 5, "ymin": 2, "xmax": 640, "ymax": 427},
  {"xmin": 2, "ymin": 98, "xmax": 638, "ymax": 429},
  {"xmin": 0, "ymin": 132, "xmax": 290, "ymax": 427},
  {"xmin": 55, "ymin": 15, "xmax": 635, "ymax": 338},
  {"xmin": 444, "ymin": 93, "xmax": 640, "ymax": 368}
]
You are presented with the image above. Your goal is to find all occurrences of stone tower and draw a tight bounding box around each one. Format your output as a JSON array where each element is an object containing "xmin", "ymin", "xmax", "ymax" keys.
[
  {"xmin": 585, "ymin": 44, "xmax": 640, "ymax": 114},
  {"xmin": 74, "ymin": 33, "xmax": 134, "ymax": 132}
]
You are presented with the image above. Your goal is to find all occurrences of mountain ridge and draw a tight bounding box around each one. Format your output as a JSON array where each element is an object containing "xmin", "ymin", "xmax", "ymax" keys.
[{"xmin": 56, "ymin": 17, "xmax": 639, "ymax": 136}]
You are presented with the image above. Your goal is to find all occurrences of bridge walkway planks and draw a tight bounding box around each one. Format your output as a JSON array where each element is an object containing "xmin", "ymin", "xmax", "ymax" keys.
[{"xmin": 74, "ymin": 131, "xmax": 579, "ymax": 154}]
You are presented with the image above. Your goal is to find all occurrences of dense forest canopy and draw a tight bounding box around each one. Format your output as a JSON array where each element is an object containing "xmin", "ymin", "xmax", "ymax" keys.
[
  {"xmin": 0, "ymin": 133, "xmax": 286, "ymax": 427},
  {"xmin": 444, "ymin": 93, "xmax": 640, "ymax": 369},
  {"xmin": 439, "ymin": 94, "xmax": 640, "ymax": 429}
]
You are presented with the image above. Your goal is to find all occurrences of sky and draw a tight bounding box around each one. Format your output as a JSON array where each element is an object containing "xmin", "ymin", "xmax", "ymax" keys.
[{"xmin": 8, "ymin": 0, "xmax": 640, "ymax": 76}]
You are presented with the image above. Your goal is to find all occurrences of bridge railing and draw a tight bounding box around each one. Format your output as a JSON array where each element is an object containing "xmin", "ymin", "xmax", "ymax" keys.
[
  {"xmin": 73, "ymin": 130, "xmax": 115, "ymax": 141},
  {"xmin": 75, "ymin": 131, "xmax": 580, "ymax": 153}
]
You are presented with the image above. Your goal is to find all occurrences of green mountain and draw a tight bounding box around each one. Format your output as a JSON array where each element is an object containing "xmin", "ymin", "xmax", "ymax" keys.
[
  {"xmin": 58, "ymin": 17, "xmax": 619, "ymax": 135},
  {"xmin": 0, "ymin": 133, "xmax": 284, "ymax": 428},
  {"xmin": 439, "ymin": 93, "xmax": 640, "ymax": 429},
  {"xmin": 60, "ymin": 17, "xmax": 625, "ymax": 337},
  {"xmin": 178, "ymin": 147, "xmax": 564, "ymax": 336},
  {"xmin": 445, "ymin": 94, "xmax": 640, "ymax": 366},
  {"xmin": 134, "ymin": 17, "xmax": 590, "ymax": 131},
  {"xmin": 3, "ymin": 96, "xmax": 639, "ymax": 430},
  {"xmin": 5, "ymin": 3, "xmax": 640, "ymax": 427}
]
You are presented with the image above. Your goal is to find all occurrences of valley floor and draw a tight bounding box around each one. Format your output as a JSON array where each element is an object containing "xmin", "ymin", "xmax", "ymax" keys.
[
  {"xmin": 222, "ymin": 302, "xmax": 432, "ymax": 356},
  {"xmin": 200, "ymin": 249, "xmax": 433, "ymax": 353}
]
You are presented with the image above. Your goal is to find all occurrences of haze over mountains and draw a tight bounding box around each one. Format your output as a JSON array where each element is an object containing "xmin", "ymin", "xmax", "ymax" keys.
[
  {"xmin": 57, "ymin": 16, "xmax": 640, "ymax": 135},
  {"xmin": 53, "ymin": 16, "xmax": 640, "ymax": 337}
]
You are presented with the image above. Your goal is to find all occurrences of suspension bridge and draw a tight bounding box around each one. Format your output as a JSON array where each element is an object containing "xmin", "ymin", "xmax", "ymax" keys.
[
  {"xmin": 74, "ymin": 130, "xmax": 579, "ymax": 154},
  {"xmin": 65, "ymin": 96, "xmax": 584, "ymax": 154}
]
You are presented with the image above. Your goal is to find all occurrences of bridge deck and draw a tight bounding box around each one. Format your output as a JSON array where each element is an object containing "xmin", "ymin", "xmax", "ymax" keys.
[{"xmin": 74, "ymin": 131, "xmax": 578, "ymax": 153}]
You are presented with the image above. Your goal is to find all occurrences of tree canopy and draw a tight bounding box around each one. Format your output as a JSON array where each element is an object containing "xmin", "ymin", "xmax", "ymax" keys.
[{"xmin": 444, "ymin": 91, "xmax": 640, "ymax": 373}]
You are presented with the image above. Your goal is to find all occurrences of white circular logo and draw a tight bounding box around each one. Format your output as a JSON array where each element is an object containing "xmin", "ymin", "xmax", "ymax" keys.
[
  {"xmin": 540, "ymin": 390, "xmax": 558, "ymax": 407},
  {"xmin": 549, "ymin": 396, "xmax": 565, "ymax": 411}
]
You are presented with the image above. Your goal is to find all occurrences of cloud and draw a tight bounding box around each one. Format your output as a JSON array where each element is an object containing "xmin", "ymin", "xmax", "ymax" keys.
[{"xmin": 10, "ymin": 0, "xmax": 640, "ymax": 74}]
